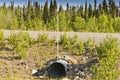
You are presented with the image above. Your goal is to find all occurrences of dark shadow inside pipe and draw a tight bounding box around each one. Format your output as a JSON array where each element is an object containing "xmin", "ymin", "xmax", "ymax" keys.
[{"xmin": 48, "ymin": 62, "xmax": 66, "ymax": 78}]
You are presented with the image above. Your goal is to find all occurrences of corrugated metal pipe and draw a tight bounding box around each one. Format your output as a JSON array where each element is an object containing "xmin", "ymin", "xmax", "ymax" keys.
[{"xmin": 47, "ymin": 60, "xmax": 68, "ymax": 78}]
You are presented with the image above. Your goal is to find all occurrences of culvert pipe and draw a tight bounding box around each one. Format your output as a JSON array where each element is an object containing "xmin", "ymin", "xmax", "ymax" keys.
[{"xmin": 47, "ymin": 60, "xmax": 68, "ymax": 78}]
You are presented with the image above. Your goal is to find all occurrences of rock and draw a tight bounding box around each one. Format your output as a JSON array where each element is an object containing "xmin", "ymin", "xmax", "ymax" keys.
[
  {"xmin": 39, "ymin": 76, "xmax": 43, "ymax": 79},
  {"xmin": 74, "ymin": 68, "xmax": 79, "ymax": 73},
  {"xmin": 62, "ymin": 78, "xmax": 70, "ymax": 80},
  {"xmin": 74, "ymin": 78, "xmax": 84, "ymax": 80},
  {"xmin": 32, "ymin": 70, "xmax": 37, "ymax": 75},
  {"xmin": 74, "ymin": 76, "xmax": 81, "ymax": 80},
  {"xmin": 63, "ymin": 55, "xmax": 78, "ymax": 64},
  {"xmin": 79, "ymin": 72, "xmax": 86, "ymax": 78},
  {"xmin": 67, "ymin": 70, "xmax": 75, "ymax": 78}
]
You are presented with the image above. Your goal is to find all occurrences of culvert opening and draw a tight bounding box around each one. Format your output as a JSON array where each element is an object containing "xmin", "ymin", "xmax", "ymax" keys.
[{"xmin": 48, "ymin": 62, "xmax": 67, "ymax": 78}]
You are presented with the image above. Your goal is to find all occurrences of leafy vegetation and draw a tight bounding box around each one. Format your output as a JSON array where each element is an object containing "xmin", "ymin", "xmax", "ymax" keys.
[
  {"xmin": 0, "ymin": 31, "xmax": 5, "ymax": 49},
  {"xmin": 60, "ymin": 33, "xmax": 96, "ymax": 56},
  {"xmin": 37, "ymin": 33, "xmax": 49, "ymax": 45},
  {"xmin": 8, "ymin": 33, "xmax": 18, "ymax": 49},
  {"xmin": 0, "ymin": 0, "xmax": 120, "ymax": 32},
  {"xmin": 7, "ymin": 32, "xmax": 34, "ymax": 58},
  {"xmin": 91, "ymin": 36, "xmax": 120, "ymax": 80},
  {"xmin": 59, "ymin": 34, "xmax": 120, "ymax": 79},
  {"xmin": 0, "ymin": 31, "xmax": 120, "ymax": 79}
]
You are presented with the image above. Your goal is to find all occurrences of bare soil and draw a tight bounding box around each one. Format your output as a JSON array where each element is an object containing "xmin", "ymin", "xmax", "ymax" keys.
[{"xmin": 0, "ymin": 43, "xmax": 90, "ymax": 80}]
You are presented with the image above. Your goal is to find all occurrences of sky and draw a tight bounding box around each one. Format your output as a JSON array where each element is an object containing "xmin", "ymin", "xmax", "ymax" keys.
[{"xmin": 0, "ymin": 0, "xmax": 119, "ymax": 8}]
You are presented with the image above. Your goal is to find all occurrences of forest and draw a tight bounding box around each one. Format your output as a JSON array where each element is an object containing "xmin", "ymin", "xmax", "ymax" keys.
[{"xmin": 0, "ymin": 0, "xmax": 120, "ymax": 32}]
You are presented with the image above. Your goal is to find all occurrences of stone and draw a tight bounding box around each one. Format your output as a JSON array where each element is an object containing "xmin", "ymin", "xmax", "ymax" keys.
[
  {"xmin": 39, "ymin": 76, "xmax": 43, "ymax": 79},
  {"xmin": 32, "ymin": 70, "xmax": 37, "ymax": 75},
  {"xmin": 74, "ymin": 76, "xmax": 80, "ymax": 80},
  {"xmin": 62, "ymin": 78, "xmax": 70, "ymax": 80}
]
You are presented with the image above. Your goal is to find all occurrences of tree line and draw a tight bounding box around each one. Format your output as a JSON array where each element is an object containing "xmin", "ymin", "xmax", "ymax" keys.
[{"xmin": 0, "ymin": 0, "xmax": 120, "ymax": 32}]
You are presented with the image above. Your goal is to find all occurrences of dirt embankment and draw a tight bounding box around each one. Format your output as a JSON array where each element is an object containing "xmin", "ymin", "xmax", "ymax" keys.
[{"xmin": 0, "ymin": 30, "xmax": 120, "ymax": 80}]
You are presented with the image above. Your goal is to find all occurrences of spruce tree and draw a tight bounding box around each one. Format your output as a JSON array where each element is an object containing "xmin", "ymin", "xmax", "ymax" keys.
[
  {"xmin": 98, "ymin": 3, "xmax": 102, "ymax": 16},
  {"xmin": 116, "ymin": 8, "xmax": 119, "ymax": 17},
  {"xmin": 10, "ymin": 1, "xmax": 14, "ymax": 13},
  {"xmin": 66, "ymin": 2, "xmax": 69, "ymax": 11},
  {"xmin": 88, "ymin": 4, "xmax": 92, "ymax": 18},
  {"xmin": 30, "ymin": 6, "xmax": 35, "ymax": 19},
  {"xmin": 34, "ymin": 1, "xmax": 40, "ymax": 18},
  {"xmin": 71, "ymin": 6, "xmax": 76, "ymax": 30},
  {"xmin": 71, "ymin": 6, "xmax": 76, "ymax": 22},
  {"xmin": 93, "ymin": 0, "xmax": 97, "ymax": 17},
  {"xmin": 23, "ymin": 5, "xmax": 26, "ymax": 21},
  {"xmin": 2, "ymin": 2, "xmax": 6, "ymax": 9},
  {"xmin": 108, "ymin": 0, "xmax": 116, "ymax": 17},
  {"xmin": 53, "ymin": 0, "xmax": 57, "ymax": 17},
  {"xmin": 94, "ymin": 0, "xmax": 97, "ymax": 11},
  {"xmin": 53, "ymin": 0, "xmax": 57, "ymax": 12},
  {"xmin": 80, "ymin": 5, "xmax": 84, "ymax": 17},
  {"xmin": 59, "ymin": 4, "xmax": 63, "ymax": 12},
  {"xmin": 2, "ymin": 2, "xmax": 6, "ymax": 13},
  {"xmin": 102, "ymin": 0, "xmax": 108, "ymax": 14},
  {"xmin": 84, "ymin": 1, "xmax": 88, "ymax": 20},
  {"xmin": 26, "ymin": 0, "xmax": 31, "ymax": 21},
  {"xmin": 43, "ymin": 0, "xmax": 49, "ymax": 23},
  {"xmin": 49, "ymin": 0, "xmax": 54, "ymax": 21}
]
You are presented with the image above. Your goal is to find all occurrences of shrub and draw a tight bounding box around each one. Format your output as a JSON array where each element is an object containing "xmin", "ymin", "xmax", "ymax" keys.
[
  {"xmin": 15, "ymin": 41, "xmax": 27, "ymax": 59},
  {"xmin": 69, "ymin": 34, "xmax": 78, "ymax": 46},
  {"xmin": 69, "ymin": 34, "xmax": 80, "ymax": 54},
  {"xmin": 97, "ymin": 36, "xmax": 119, "ymax": 59},
  {"xmin": 37, "ymin": 33, "xmax": 48, "ymax": 45},
  {"xmin": 47, "ymin": 37, "xmax": 56, "ymax": 46},
  {"xmin": 76, "ymin": 41, "xmax": 85, "ymax": 55},
  {"xmin": 8, "ymin": 33, "xmax": 18, "ymax": 49},
  {"xmin": 17, "ymin": 32, "xmax": 34, "ymax": 47},
  {"xmin": 60, "ymin": 33, "xmax": 71, "ymax": 50},
  {"xmin": 84, "ymin": 38, "xmax": 96, "ymax": 56},
  {"xmin": 0, "ymin": 31, "xmax": 5, "ymax": 49},
  {"xmin": 91, "ymin": 36, "xmax": 120, "ymax": 80},
  {"xmin": 8, "ymin": 32, "xmax": 34, "ymax": 58}
]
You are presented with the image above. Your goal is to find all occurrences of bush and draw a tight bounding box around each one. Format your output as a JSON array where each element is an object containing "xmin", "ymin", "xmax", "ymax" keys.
[
  {"xmin": 84, "ymin": 38, "xmax": 96, "ymax": 54},
  {"xmin": 60, "ymin": 33, "xmax": 71, "ymax": 50},
  {"xmin": 15, "ymin": 41, "xmax": 27, "ymax": 59},
  {"xmin": 91, "ymin": 36, "xmax": 120, "ymax": 80},
  {"xmin": 17, "ymin": 32, "xmax": 34, "ymax": 47},
  {"xmin": 112, "ymin": 17, "xmax": 120, "ymax": 32},
  {"xmin": 76, "ymin": 41, "xmax": 85, "ymax": 55},
  {"xmin": 97, "ymin": 36, "xmax": 119, "ymax": 59},
  {"xmin": 0, "ymin": 31, "xmax": 5, "ymax": 49},
  {"xmin": 47, "ymin": 37, "xmax": 56, "ymax": 46},
  {"xmin": 37, "ymin": 33, "xmax": 48, "ymax": 45},
  {"xmin": 8, "ymin": 32, "xmax": 34, "ymax": 58},
  {"xmin": 8, "ymin": 33, "xmax": 18, "ymax": 49},
  {"xmin": 69, "ymin": 34, "xmax": 79, "ymax": 54}
]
